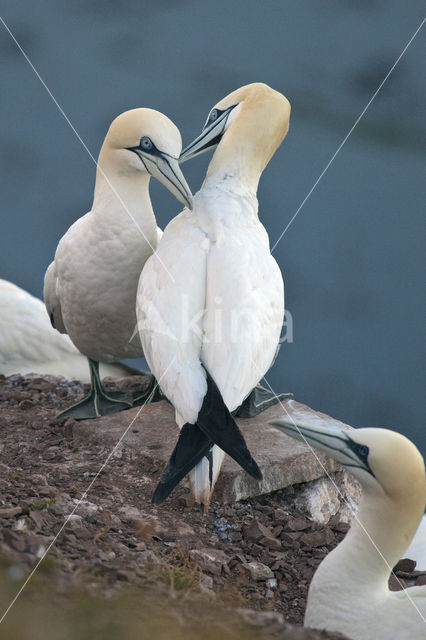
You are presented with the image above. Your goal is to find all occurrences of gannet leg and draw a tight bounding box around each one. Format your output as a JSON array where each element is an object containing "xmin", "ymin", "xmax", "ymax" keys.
[
  {"xmin": 56, "ymin": 359, "xmax": 132, "ymax": 420},
  {"xmin": 233, "ymin": 386, "xmax": 293, "ymax": 418},
  {"xmin": 131, "ymin": 374, "xmax": 165, "ymax": 406}
]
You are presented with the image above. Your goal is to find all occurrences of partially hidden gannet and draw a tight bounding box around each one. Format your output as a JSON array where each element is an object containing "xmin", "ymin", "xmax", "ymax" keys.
[
  {"xmin": 0, "ymin": 279, "xmax": 140, "ymax": 381},
  {"xmin": 271, "ymin": 418, "xmax": 426, "ymax": 640},
  {"xmin": 44, "ymin": 109, "xmax": 193, "ymax": 419},
  {"xmin": 137, "ymin": 83, "xmax": 290, "ymax": 507}
]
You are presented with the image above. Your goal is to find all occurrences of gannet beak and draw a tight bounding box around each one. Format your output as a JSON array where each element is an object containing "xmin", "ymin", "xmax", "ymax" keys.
[
  {"xmin": 270, "ymin": 419, "xmax": 375, "ymax": 477},
  {"xmin": 145, "ymin": 153, "xmax": 194, "ymax": 210},
  {"xmin": 180, "ymin": 105, "xmax": 236, "ymax": 163},
  {"xmin": 128, "ymin": 145, "xmax": 193, "ymax": 210}
]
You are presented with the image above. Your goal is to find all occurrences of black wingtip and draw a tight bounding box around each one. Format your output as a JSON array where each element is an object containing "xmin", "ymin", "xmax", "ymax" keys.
[
  {"xmin": 151, "ymin": 423, "xmax": 213, "ymax": 504},
  {"xmin": 151, "ymin": 368, "xmax": 263, "ymax": 504},
  {"xmin": 196, "ymin": 369, "xmax": 262, "ymax": 481}
]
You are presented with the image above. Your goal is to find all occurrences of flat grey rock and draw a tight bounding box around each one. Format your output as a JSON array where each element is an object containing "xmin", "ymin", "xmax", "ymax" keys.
[{"xmin": 72, "ymin": 397, "xmax": 352, "ymax": 503}]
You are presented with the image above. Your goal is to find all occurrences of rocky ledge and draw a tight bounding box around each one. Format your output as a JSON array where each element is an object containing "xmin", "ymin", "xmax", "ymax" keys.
[{"xmin": 1, "ymin": 373, "xmax": 419, "ymax": 639}]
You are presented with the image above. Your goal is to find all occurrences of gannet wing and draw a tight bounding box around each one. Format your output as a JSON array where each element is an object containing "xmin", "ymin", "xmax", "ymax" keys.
[
  {"xmin": 44, "ymin": 260, "xmax": 67, "ymax": 334},
  {"xmin": 137, "ymin": 214, "xmax": 208, "ymax": 424},
  {"xmin": 202, "ymin": 224, "xmax": 284, "ymax": 411}
]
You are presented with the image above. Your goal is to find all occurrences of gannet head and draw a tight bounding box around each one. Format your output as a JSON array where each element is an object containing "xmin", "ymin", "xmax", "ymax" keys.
[
  {"xmin": 180, "ymin": 83, "xmax": 290, "ymax": 188},
  {"xmin": 101, "ymin": 108, "xmax": 193, "ymax": 210},
  {"xmin": 270, "ymin": 419, "xmax": 426, "ymax": 501}
]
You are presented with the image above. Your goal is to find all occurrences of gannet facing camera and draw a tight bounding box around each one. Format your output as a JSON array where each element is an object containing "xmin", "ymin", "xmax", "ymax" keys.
[
  {"xmin": 271, "ymin": 418, "xmax": 426, "ymax": 640},
  {"xmin": 137, "ymin": 83, "xmax": 290, "ymax": 507},
  {"xmin": 44, "ymin": 108, "xmax": 193, "ymax": 419}
]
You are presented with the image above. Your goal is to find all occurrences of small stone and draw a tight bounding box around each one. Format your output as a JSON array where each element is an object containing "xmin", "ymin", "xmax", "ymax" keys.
[
  {"xmin": 118, "ymin": 505, "xmax": 143, "ymax": 524},
  {"xmin": 286, "ymin": 516, "xmax": 310, "ymax": 532},
  {"xmin": 66, "ymin": 514, "xmax": 83, "ymax": 529},
  {"xmin": 300, "ymin": 528, "xmax": 335, "ymax": 548},
  {"xmin": 266, "ymin": 577, "xmax": 278, "ymax": 590},
  {"xmin": 393, "ymin": 558, "xmax": 416, "ymax": 573},
  {"xmin": 389, "ymin": 574, "xmax": 406, "ymax": 591},
  {"xmin": 138, "ymin": 550, "xmax": 160, "ymax": 566},
  {"xmin": 0, "ymin": 506, "xmax": 23, "ymax": 518},
  {"xmin": 176, "ymin": 522, "xmax": 195, "ymax": 537},
  {"xmin": 189, "ymin": 548, "xmax": 229, "ymax": 576},
  {"xmin": 243, "ymin": 561, "xmax": 274, "ymax": 581},
  {"xmin": 243, "ymin": 519, "xmax": 272, "ymax": 542}
]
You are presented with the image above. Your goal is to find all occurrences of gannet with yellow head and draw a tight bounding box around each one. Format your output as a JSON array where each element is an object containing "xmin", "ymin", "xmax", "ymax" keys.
[
  {"xmin": 271, "ymin": 418, "xmax": 426, "ymax": 639},
  {"xmin": 137, "ymin": 83, "xmax": 290, "ymax": 507},
  {"xmin": 44, "ymin": 108, "xmax": 193, "ymax": 419}
]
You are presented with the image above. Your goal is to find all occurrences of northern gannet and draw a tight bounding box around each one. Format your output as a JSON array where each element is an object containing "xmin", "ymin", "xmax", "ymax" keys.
[
  {"xmin": 44, "ymin": 109, "xmax": 193, "ymax": 419},
  {"xmin": 0, "ymin": 279, "xmax": 138, "ymax": 381},
  {"xmin": 137, "ymin": 83, "xmax": 290, "ymax": 507},
  {"xmin": 271, "ymin": 418, "xmax": 426, "ymax": 640}
]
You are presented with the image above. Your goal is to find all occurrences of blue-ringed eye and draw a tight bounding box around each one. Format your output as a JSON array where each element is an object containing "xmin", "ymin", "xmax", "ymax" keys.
[
  {"xmin": 354, "ymin": 443, "xmax": 369, "ymax": 459},
  {"xmin": 140, "ymin": 136, "xmax": 153, "ymax": 151},
  {"xmin": 209, "ymin": 109, "xmax": 219, "ymax": 123}
]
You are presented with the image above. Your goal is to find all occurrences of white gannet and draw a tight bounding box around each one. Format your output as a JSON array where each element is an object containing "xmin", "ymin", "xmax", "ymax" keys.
[
  {"xmin": 44, "ymin": 108, "xmax": 193, "ymax": 419},
  {"xmin": 0, "ymin": 279, "xmax": 141, "ymax": 381},
  {"xmin": 137, "ymin": 83, "xmax": 290, "ymax": 507},
  {"xmin": 271, "ymin": 418, "xmax": 426, "ymax": 640}
]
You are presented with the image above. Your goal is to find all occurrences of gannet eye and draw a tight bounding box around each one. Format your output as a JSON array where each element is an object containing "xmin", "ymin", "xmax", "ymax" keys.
[
  {"xmin": 208, "ymin": 109, "xmax": 219, "ymax": 123},
  {"xmin": 140, "ymin": 136, "xmax": 153, "ymax": 151},
  {"xmin": 354, "ymin": 443, "xmax": 369, "ymax": 460}
]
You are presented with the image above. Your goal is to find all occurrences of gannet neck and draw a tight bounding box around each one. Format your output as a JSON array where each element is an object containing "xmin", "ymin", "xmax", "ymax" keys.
[
  {"xmin": 327, "ymin": 483, "xmax": 425, "ymax": 588},
  {"xmin": 204, "ymin": 83, "xmax": 290, "ymax": 193}
]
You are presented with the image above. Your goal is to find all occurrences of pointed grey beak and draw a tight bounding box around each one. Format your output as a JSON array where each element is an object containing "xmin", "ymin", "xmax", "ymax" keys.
[
  {"xmin": 270, "ymin": 419, "xmax": 374, "ymax": 476},
  {"xmin": 180, "ymin": 105, "xmax": 235, "ymax": 164},
  {"xmin": 143, "ymin": 153, "xmax": 193, "ymax": 210},
  {"xmin": 128, "ymin": 145, "xmax": 193, "ymax": 210}
]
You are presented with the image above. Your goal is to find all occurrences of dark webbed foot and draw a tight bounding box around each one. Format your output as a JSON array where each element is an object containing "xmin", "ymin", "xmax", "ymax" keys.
[
  {"xmin": 56, "ymin": 358, "xmax": 132, "ymax": 420},
  {"xmin": 56, "ymin": 389, "xmax": 132, "ymax": 420},
  {"xmin": 233, "ymin": 386, "xmax": 293, "ymax": 418}
]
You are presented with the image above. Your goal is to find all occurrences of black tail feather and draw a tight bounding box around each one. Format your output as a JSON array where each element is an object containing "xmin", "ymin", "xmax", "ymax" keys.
[
  {"xmin": 152, "ymin": 423, "xmax": 212, "ymax": 504},
  {"xmin": 152, "ymin": 368, "xmax": 262, "ymax": 504},
  {"xmin": 196, "ymin": 370, "xmax": 262, "ymax": 481}
]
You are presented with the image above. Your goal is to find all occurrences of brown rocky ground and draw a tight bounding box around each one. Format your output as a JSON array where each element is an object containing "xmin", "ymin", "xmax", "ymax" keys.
[{"xmin": 0, "ymin": 374, "xmax": 422, "ymax": 639}]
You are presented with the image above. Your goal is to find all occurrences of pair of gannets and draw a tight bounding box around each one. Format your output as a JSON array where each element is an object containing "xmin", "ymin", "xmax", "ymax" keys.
[
  {"xmin": 44, "ymin": 109, "xmax": 193, "ymax": 418},
  {"xmin": 45, "ymin": 83, "xmax": 289, "ymax": 505},
  {"xmin": 137, "ymin": 83, "xmax": 290, "ymax": 506},
  {"xmin": 271, "ymin": 418, "xmax": 426, "ymax": 640},
  {"xmin": 0, "ymin": 279, "xmax": 137, "ymax": 381}
]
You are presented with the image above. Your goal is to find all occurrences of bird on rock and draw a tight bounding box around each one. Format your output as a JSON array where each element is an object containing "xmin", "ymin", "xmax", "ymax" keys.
[
  {"xmin": 44, "ymin": 108, "xmax": 193, "ymax": 419},
  {"xmin": 137, "ymin": 83, "xmax": 291, "ymax": 507}
]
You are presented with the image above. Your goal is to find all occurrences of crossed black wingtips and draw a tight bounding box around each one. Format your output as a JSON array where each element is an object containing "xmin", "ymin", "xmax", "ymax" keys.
[{"xmin": 152, "ymin": 369, "xmax": 262, "ymax": 504}]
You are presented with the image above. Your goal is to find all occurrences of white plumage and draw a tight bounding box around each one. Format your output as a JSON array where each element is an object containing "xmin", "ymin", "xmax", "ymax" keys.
[
  {"xmin": 43, "ymin": 108, "xmax": 192, "ymax": 418},
  {"xmin": 0, "ymin": 279, "xmax": 134, "ymax": 381},
  {"xmin": 138, "ymin": 83, "xmax": 290, "ymax": 505}
]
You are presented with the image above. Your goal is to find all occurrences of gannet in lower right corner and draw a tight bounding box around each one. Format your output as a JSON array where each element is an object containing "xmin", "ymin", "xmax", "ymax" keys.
[{"xmin": 270, "ymin": 418, "xmax": 426, "ymax": 640}]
